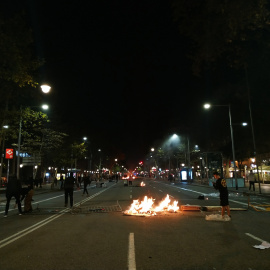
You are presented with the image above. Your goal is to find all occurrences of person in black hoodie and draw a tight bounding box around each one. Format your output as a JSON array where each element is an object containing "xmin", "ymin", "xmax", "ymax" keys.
[
  {"xmin": 82, "ymin": 176, "xmax": 90, "ymax": 196},
  {"xmin": 64, "ymin": 172, "xmax": 75, "ymax": 207},
  {"xmin": 213, "ymin": 171, "xmax": 231, "ymax": 219},
  {"xmin": 4, "ymin": 175, "xmax": 23, "ymax": 217}
]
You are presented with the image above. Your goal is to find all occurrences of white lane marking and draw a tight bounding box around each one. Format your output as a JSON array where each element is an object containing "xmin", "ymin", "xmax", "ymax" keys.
[
  {"xmin": 245, "ymin": 233, "xmax": 266, "ymax": 243},
  {"xmin": 0, "ymin": 184, "xmax": 115, "ymax": 249},
  {"xmin": 0, "ymin": 213, "xmax": 66, "ymax": 249},
  {"xmin": 0, "ymin": 185, "xmax": 110, "ymax": 214},
  {"xmin": 159, "ymin": 190, "xmax": 163, "ymax": 192},
  {"xmin": 128, "ymin": 233, "xmax": 136, "ymax": 270}
]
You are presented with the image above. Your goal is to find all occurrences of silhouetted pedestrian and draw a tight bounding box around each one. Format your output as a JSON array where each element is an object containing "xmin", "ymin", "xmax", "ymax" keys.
[
  {"xmin": 82, "ymin": 176, "xmax": 90, "ymax": 196},
  {"xmin": 39, "ymin": 177, "xmax": 43, "ymax": 188},
  {"xmin": 248, "ymin": 170, "xmax": 256, "ymax": 191},
  {"xmin": 78, "ymin": 176, "xmax": 82, "ymax": 187},
  {"xmin": 60, "ymin": 175, "xmax": 64, "ymax": 189},
  {"xmin": 4, "ymin": 175, "xmax": 23, "ymax": 217},
  {"xmin": 64, "ymin": 172, "xmax": 75, "ymax": 207},
  {"xmin": 20, "ymin": 186, "xmax": 31, "ymax": 202},
  {"xmin": 24, "ymin": 177, "xmax": 34, "ymax": 213}
]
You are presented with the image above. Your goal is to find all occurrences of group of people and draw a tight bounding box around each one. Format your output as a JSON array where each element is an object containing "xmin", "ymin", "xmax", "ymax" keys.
[
  {"xmin": 64, "ymin": 173, "xmax": 92, "ymax": 207},
  {"xmin": 4, "ymin": 173, "xmax": 92, "ymax": 217},
  {"xmin": 4, "ymin": 176, "xmax": 34, "ymax": 217}
]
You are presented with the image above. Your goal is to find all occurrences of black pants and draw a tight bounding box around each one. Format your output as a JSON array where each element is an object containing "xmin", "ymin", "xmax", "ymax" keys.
[
  {"xmin": 249, "ymin": 181, "xmax": 255, "ymax": 191},
  {"xmin": 83, "ymin": 185, "xmax": 88, "ymax": 194},
  {"xmin": 64, "ymin": 188, "xmax": 74, "ymax": 207},
  {"xmin": 5, "ymin": 193, "xmax": 22, "ymax": 215}
]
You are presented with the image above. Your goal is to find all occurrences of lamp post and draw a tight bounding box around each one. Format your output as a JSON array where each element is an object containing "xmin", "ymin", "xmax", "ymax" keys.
[
  {"xmin": 17, "ymin": 104, "xmax": 49, "ymax": 180},
  {"xmin": 169, "ymin": 133, "xmax": 191, "ymax": 181},
  {"xmin": 16, "ymin": 85, "xmax": 51, "ymax": 180},
  {"xmin": 204, "ymin": 103, "xmax": 238, "ymax": 189},
  {"xmin": 98, "ymin": 149, "xmax": 101, "ymax": 180}
]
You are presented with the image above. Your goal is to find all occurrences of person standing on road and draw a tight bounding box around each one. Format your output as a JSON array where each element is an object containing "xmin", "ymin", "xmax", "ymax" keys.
[
  {"xmin": 82, "ymin": 176, "xmax": 90, "ymax": 197},
  {"xmin": 4, "ymin": 175, "xmax": 23, "ymax": 217},
  {"xmin": 24, "ymin": 177, "xmax": 34, "ymax": 213},
  {"xmin": 60, "ymin": 175, "xmax": 64, "ymax": 189},
  {"xmin": 64, "ymin": 172, "xmax": 75, "ymax": 207},
  {"xmin": 248, "ymin": 170, "xmax": 256, "ymax": 191},
  {"xmin": 213, "ymin": 171, "xmax": 231, "ymax": 219},
  {"xmin": 82, "ymin": 176, "xmax": 90, "ymax": 196}
]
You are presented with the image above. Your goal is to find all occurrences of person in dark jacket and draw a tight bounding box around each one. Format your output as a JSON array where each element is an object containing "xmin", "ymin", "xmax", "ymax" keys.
[
  {"xmin": 82, "ymin": 176, "xmax": 90, "ymax": 196},
  {"xmin": 213, "ymin": 171, "xmax": 231, "ymax": 219},
  {"xmin": 64, "ymin": 172, "xmax": 75, "ymax": 207},
  {"xmin": 20, "ymin": 186, "xmax": 31, "ymax": 202},
  {"xmin": 4, "ymin": 175, "xmax": 23, "ymax": 217}
]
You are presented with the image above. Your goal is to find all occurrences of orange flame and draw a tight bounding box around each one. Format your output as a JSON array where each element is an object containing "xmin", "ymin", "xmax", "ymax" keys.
[{"xmin": 124, "ymin": 194, "xmax": 179, "ymax": 216}]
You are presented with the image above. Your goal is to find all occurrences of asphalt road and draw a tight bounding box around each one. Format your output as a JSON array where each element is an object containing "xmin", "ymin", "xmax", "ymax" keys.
[{"xmin": 0, "ymin": 178, "xmax": 270, "ymax": 270}]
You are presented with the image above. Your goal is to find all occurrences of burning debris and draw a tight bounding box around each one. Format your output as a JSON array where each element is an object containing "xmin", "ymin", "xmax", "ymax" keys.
[
  {"xmin": 124, "ymin": 194, "xmax": 179, "ymax": 216},
  {"xmin": 140, "ymin": 181, "xmax": 146, "ymax": 186}
]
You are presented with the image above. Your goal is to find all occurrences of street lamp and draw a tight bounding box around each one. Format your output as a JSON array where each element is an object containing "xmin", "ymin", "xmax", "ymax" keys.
[
  {"xmin": 17, "ymin": 104, "xmax": 49, "ymax": 179},
  {"xmin": 169, "ymin": 133, "xmax": 191, "ymax": 181},
  {"xmin": 98, "ymin": 149, "xmax": 102, "ymax": 180},
  {"xmin": 82, "ymin": 137, "xmax": 92, "ymax": 173},
  {"xmin": 204, "ymin": 103, "xmax": 238, "ymax": 189},
  {"xmin": 40, "ymin": 84, "xmax": 51, "ymax": 94}
]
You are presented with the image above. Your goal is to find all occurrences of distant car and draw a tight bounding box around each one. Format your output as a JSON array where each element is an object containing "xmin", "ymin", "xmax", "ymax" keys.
[{"xmin": 122, "ymin": 174, "xmax": 129, "ymax": 180}]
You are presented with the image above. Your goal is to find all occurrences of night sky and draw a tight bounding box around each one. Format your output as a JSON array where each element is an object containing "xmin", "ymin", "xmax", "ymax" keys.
[
  {"xmin": 3, "ymin": 0, "xmax": 267, "ymax": 168},
  {"xmin": 25, "ymin": 0, "xmax": 200, "ymax": 166}
]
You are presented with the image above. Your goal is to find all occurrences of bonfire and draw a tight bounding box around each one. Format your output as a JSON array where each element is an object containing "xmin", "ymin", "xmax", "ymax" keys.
[{"xmin": 124, "ymin": 194, "xmax": 179, "ymax": 216}]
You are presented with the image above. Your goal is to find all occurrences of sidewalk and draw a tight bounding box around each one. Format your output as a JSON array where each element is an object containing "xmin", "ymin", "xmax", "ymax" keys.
[
  {"xmin": 182, "ymin": 179, "xmax": 270, "ymax": 198},
  {"xmin": 156, "ymin": 177, "xmax": 270, "ymax": 198},
  {"xmin": 0, "ymin": 183, "xmax": 57, "ymax": 203}
]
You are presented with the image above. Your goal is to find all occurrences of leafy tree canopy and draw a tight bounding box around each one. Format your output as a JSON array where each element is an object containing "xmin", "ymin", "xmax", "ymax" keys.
[{"xmin": 172, "ymin": 0, "xmax": 270, "ymax": 75}]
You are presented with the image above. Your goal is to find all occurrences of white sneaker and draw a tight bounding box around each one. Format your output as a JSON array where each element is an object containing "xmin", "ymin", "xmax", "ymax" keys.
[{"xmin": 4, "ymin": 215, "xmax": 7, "ymax": 218}]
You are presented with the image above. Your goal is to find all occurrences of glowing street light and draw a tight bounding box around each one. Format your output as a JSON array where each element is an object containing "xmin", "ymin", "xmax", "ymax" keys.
[{"xmin": 40, "ymin": 84, "xmax": 51, "ymax": 94}]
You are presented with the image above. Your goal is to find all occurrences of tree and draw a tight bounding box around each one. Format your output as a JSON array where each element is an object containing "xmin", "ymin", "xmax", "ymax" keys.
[
  {"xmin": 70, "ymin": 142, "xmax": 87, "ymax": 170},
  {"xmin": 172, "ymin": 0, "xmax": 270, "ymax": 75},
  {"xmin": 0, "ymin": 11, "xmax": 44, "ymax": 168}
]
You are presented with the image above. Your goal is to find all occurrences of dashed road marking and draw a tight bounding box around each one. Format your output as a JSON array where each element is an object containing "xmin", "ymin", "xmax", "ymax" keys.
[
  {"xmin": 246, "ymin": 233, "xmax": 265, "ymax": 243},
  {"xmin": 128, "ymin": 233, "xmax": 136, "ymax": 270},
  {"xmin": 0, "ymin": 184, "xmax": 116, "ymax": 249}
]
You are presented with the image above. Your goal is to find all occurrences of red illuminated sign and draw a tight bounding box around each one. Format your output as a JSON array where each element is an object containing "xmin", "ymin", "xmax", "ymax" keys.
[{"xmin": 5, "ymin": 149, "xmax": 14, "ymax": 159}]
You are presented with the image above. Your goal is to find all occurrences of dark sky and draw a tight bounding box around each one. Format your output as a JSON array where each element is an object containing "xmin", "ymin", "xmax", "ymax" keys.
[{"xmin": 4, "ymin": 0, "xmax": 206, "ymax": 168}]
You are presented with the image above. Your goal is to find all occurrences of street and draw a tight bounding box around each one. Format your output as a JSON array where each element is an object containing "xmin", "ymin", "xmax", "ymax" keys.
[{"xmin": 0, "ymin": 178, "xmax": 270, "ymax": 270}]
